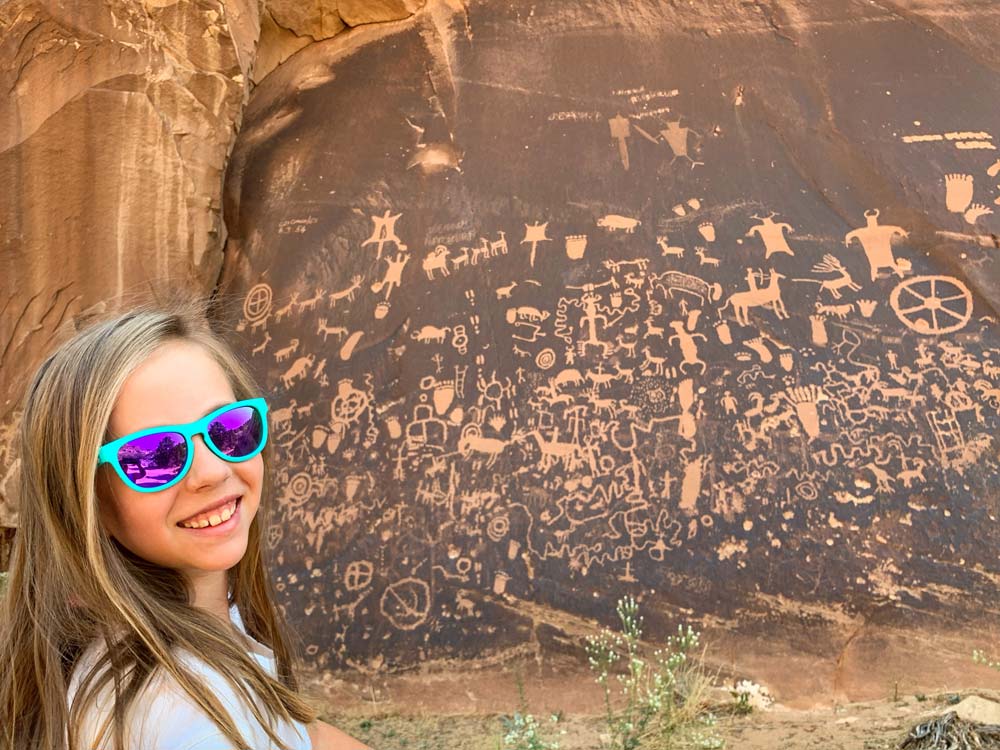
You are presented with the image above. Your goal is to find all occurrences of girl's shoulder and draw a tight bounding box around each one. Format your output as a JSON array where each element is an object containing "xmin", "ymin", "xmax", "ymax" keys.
[{"xmin": 67, "ymin": 605, "xmax": 312, "ymax": 750}]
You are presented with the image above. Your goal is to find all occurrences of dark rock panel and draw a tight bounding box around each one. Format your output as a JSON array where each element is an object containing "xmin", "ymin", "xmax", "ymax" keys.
[{"xmin": 221, "ymin": 0, "xmax": 1000, "ymax": 691}]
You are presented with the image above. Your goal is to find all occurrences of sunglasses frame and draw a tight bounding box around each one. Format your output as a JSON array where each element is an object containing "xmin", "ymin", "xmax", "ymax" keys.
[{"xmin": 97, "ymin": 398, "xmax": 269, "ymax": 493}]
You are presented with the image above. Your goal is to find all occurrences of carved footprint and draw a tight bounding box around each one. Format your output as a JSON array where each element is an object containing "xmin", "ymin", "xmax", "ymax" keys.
[
  {"xmin": 945, "ymin": 173, "xmax": 974, "ymax": 213},
  {"xmin": 744, "ymin": 337, "xmax": 773, "ymax": 363},
  {"xmin": 964, "ymin": 203, "xmax": 994, "ymax": 225}
]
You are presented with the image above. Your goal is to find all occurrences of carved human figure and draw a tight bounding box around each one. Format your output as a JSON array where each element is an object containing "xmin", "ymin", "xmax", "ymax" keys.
[
  {"xmin": 371, "ymin": 251, "xmax": 410, "ymax": 300},
  {"xmin": 844, "ymin": 209, "xmax": 910, "ymax": 281},
  {"xmin": 361, "ymin": 209, "xmax": 404, "ymax": 260},
  {"xmin": 746, "ymin": 214, "xmax": 795, "ymax": 258},
  {"xmin": 659, "ymin": 120, "xmax": 702, "ymax": 167}
]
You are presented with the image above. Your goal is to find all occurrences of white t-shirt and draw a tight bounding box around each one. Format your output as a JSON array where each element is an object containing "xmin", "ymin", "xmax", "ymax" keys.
[{"xmin": 66, "ymin": 604, "xmax": 312, "ymax": 750}]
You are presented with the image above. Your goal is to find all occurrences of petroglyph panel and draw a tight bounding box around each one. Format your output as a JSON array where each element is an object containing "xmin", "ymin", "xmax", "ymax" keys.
[{"xmin": 220, "ymin": 0, "xmax": 1000, "ymax": 673}]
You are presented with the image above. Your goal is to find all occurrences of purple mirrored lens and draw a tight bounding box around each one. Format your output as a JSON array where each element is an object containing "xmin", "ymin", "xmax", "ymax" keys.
[
  {"xmin": 207, "ymin": 406, "xmax": 264, "ymax": 458},
  {"xmin": 116, "ymin": 432, "xmax": 187, "ymax": 489}
]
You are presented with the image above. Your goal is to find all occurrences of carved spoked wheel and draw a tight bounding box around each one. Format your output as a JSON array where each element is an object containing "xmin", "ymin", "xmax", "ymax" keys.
[{"xmin": 889, "ymin": 275, "xmax": 972, "ymax": 334}]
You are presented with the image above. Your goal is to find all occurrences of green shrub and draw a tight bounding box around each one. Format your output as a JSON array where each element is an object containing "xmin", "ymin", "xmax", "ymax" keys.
[{"xmin": 585, "ymin": 596, "xmax": 723, "ymax": 750}]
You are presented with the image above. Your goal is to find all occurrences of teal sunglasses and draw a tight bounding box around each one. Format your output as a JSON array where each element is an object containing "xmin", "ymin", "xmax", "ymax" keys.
[{"xmin": 97, "ymin": 398, "xmax": 269, "ymax": 493}]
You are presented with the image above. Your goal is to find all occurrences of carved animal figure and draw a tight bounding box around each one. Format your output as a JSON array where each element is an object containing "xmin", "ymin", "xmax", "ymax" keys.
[
  {"xmin": 586, "ymin": 368, "xmax": 617, "ymax": 389},
  {"xmin": 297, "ymin": 290, "xmax": 325, "ymax": 312},
  {"xmin": 471, "ymin": 243, "xmax": 492, "ymax": 265},
  {"xmin": 616, "ymin": 332, "xmax": 638, "ymax": 357},
  {"xmin": 328, "ymin": 275, "xmax": 363, "ymax": 306},
  {"xmin": 862, "ymin": 461, "xmax": 895, "ymax": 493},
  {"xmin": 651, "ymin": 271, "xmax": 723, "ymax": 304},
  {"xmin": 597, "ymin": 214, "xmax": 641, "ymax": 233},
  {"xmin": 451, "ymin": 246, "xmax": 470, "ymax": 269},
  {"xmin": 274, "ymin": 339, "xmax": 300, "ymax": 363},
  {"xmin": 506, "ymin": 307, "xmax": 550, "ymax": 323},
  {"xmin": 721, "ymin": 271, "xmax": 788, "ymax": 326},
  {"xmin": 458, "ymin": 426, "xmax": 512, "ymax": 468},
  {"xmin": 898, "ymin": 458, "xmax": 927, "ymax": 488},
  {"xmin": 550, "ymin": 368, "xmax": 584, "ymax": 389},
  {"xmin": 974, "ymin": 378, "xmax": 1000, "ymax": 407},
  {"xmin": 488, "ymin": 231, "xmax": 508, "ymax": 256},
  {"xmin": 496, "ymin": 281, "xmax": 518, "ymax": 299},
  {"xmin": 537, "ymin": 391, "xmax": 574, "ymax": 407},
  {"xmin": 640, "ymin": 346, "xmax": 669, "ymax": 376},
  {"xmin": 519, "ymin": 429, "xmax": 583, "ymax": 472},
  {"xmin": 251, "ymin": 332, "xmax": 272, "ymax": 355},
  {"xmin": 644, "ymin": 317, "xmax": 665, "ymax": 338},
  {"xmin": 617, "ymin": 402, "xmax": 640, "ymax": 418},
  {"xmin": 613, "ymin": 363, "xmax": 635, "ymax": 383},
  {"xmin": 694, "ymin": 247, "xmax": 720, "ymax": 267},
  {"xmin": 870, "ymin": 382, "xmax": 925, "ymax": 405},
  {"xmin": 815, "ymin": 302, "xmax": 854, "ymax": 319},
  {"xmin": 275, "ymin": 294, "xmax": 299, "ymax": 323},
  {"xmin": 317, "ymin": 318, "xmax": 348, "ymax": 342},
  {"xmin": 794, "ymin": 254, "xmax": 862, "ymax": 299},
  {"xmin": 422, "ymin": 245, "xmax": 451, "ymax": 279},
  {"xmin": 624, "ymin": 271, "xmax": 646, "ymax": 287},
  {"xmin": 589, "ymin": 393, "xmax": 618, "ymax": 417},
  {"xmin": 271, "ymin": 400, "xmax": 297, "ymax": 429},
  {"xmin": 656, "ymin": 236, "xmax": 685, "ymax": 257},
  {"xmin": 412, "ymin": 325, "xmax": 450, "ymax": 343},
  {"xmin": 281, "ymin": 354, "xmax": 316, "ymax": 388}
]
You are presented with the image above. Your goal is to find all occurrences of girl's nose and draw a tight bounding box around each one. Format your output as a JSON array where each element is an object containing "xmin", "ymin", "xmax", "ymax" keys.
[{"xmin": 183, "ymin": 435, "xmax": 231, "ymax": 490}]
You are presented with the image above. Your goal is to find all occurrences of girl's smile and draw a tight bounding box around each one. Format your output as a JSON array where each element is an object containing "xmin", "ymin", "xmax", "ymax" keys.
[{"xmin": 177, "ymin": 496, "xmax": 243, "ymax": 533}]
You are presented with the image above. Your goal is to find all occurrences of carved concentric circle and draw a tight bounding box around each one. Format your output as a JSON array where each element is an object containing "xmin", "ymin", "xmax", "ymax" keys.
[{"xmin": 535, "ymin": 348, "xmax": 556, "ymax": 370}]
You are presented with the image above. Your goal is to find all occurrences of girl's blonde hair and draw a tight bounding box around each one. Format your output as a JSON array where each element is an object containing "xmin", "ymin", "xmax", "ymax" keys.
[{"xmin": 0, "ymin": 298, "xmax": 318, "ymax": 750}]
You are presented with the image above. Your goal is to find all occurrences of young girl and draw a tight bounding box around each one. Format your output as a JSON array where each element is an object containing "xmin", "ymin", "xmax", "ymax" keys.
[{"xmin": 0, "ymin": 301, "xmax": 369, "ymax": 750}]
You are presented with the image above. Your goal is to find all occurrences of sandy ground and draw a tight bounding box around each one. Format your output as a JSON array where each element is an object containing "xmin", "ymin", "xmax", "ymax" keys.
[
  {"xmin": 304, "ymin": 623, "xmax": 1000, "ymax": 749},
  {"xmin": 322, "ymin": 690, "xmax": 999, "ymax": 750}
]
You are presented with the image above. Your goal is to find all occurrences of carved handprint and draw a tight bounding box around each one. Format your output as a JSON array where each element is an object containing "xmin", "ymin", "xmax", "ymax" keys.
[
  {"xmin": 964, "ymin": 203, "xmax": 993, "ymax": 225},
  {"xmin": 945, "ymin": 173, "xmax": 974, "ymax": 213}
]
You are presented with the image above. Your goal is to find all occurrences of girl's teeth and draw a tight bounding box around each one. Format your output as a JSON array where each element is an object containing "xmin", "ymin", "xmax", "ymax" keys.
[{"xmin": 182, "ymin": 500, "xmax": 237, "ymax": 528}]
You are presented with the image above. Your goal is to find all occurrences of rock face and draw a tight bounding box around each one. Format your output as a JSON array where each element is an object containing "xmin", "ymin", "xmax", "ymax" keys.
[
  {"xmin": 3, "ymin": 0, "xmax": 1000, "ymax": 705},
  {"xmin": 0, "ymin": 0, "xmax": 260, "ymax": 510},
  {"xmin": 254, "ymin": 0, "xmax": 427, "ymax": 82},
  {"xmin": 220, "ymin": 0, "xmax": 1000, "ymax": 698}
]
